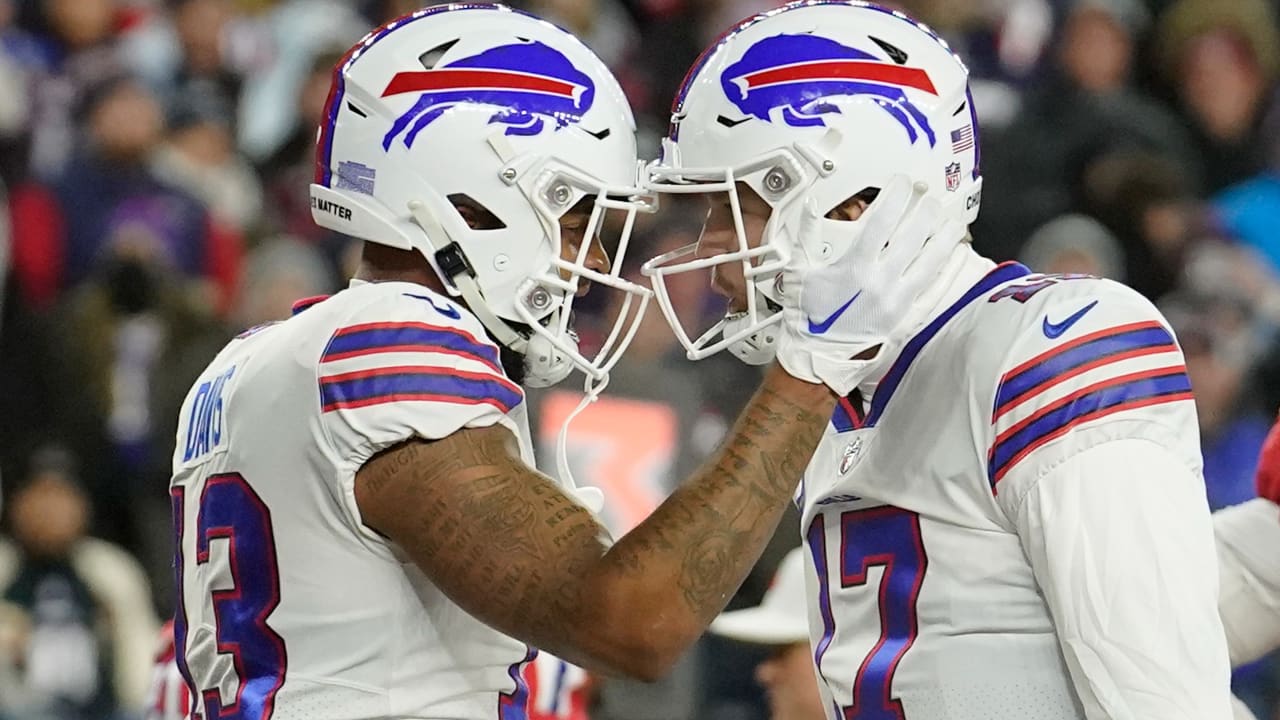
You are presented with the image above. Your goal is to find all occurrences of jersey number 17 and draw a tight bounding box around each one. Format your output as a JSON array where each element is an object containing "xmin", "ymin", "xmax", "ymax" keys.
[{"xmin": 807, "ymin": 506, "xmax": 927, "ymax": 720}]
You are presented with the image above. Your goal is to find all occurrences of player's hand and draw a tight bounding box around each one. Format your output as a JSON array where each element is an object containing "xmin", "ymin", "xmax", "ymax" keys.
[
  {"xmin": 1256, "ymin": 409, "xmax": 1280, "ymax": 505},
  {"xmin": 775, "ymin": 175, "xmax": 965, "ymax": 395}
]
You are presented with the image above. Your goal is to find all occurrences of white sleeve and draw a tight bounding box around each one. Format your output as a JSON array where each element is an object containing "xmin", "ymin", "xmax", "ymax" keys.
[
  {"xmin": 314, "ymin": 296, "xmax": 525, "ymax": 539},
  {"xmin": 1011, "ymin": 437, "xmax": 1233, "ymax": 720},
  {"xmin": 317, "ymin": 307, "xmax": 524, "ymax": 467},
  {"xmin": 1214, "ymin": 498, "xmax": 1280, "ymax": 667}
]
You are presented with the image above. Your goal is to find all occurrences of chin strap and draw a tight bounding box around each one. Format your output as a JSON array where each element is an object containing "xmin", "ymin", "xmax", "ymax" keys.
[
  {"xmin": 407, "ymin": 200, "xmax": 529, "ymax": 352},
  {"xmin": 408, "ymin": 201, "xmax": 601, "ymax": 513},
  {"xmin": 554, "ymin": 371, "xmax": 608, "ymax": 515}
]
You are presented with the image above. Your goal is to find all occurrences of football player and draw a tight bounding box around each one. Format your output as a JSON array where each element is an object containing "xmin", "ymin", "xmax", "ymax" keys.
[
  {"xmin": 168, "ymin": 4, "xmax": 961, "ymax": 719},
  {"xmin": 643, "ymin": 2, "xmax": 1232, "ymax": 717},
  {"xmin": 1216, "ymin": 412, "xmax": 1280, "ymax": 720}
]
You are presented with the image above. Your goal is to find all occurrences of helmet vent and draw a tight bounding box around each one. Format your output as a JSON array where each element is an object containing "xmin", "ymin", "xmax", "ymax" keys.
[
  {"xmin": 716, "ymin": 115, "xmax": 751, "ymax": 128},
  {"xmin": 869, "ymin": 36, "xmax": 908, "ymax": 65},
  {"xmin": 952, "ymin": 102, "xmax": 966, "ymax": 117},
  {"xmin": 347, "ymin": 102, "xmax": 367, "ymax": 118},
  {"xmin": 419, "ymin": 39, "xmax": 459, "ymax": 70}
]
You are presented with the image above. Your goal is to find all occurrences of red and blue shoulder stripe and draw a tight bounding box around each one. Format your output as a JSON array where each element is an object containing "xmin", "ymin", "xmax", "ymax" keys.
[
  {"xmin": 319, "ymin": 321, "xmax": 520, "ymax": 414},
  {"xmin": 988, "ymin": 320, "xmax": 1192, "ymax": 489},
  {"xmin": 322, "ymin": 321, "xmax": 502, "ymax": 373}
]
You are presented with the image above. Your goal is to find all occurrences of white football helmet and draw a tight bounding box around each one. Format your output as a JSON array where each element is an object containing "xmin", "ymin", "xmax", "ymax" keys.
[
  {"xmin": 311, "ymin": 3, "xmax": 653, "ymax": 387},
  {"xmin": 642, "ymin": 0, "xmax": 982, "ymax": 364}
]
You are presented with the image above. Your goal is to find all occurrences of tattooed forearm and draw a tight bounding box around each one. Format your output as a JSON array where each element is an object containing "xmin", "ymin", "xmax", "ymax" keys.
[
  {"xmin": 354, "ymin": 363, "xmax": 836, "ymax": 679},
  {"xmin": 626, "ymin": 366, "xmax": 832, "ymax": 618}
]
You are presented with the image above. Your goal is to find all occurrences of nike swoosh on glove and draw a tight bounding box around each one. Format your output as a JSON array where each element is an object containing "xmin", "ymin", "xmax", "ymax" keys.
[{"xmin": 775, "ymin": 175, "xmax": 966, "ymax": 396}]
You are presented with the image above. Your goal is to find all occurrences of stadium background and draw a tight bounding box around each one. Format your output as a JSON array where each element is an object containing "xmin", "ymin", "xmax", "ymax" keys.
[{"xmin": 0, "ymin": 0, "xmax": 1276, "ymax": 717}]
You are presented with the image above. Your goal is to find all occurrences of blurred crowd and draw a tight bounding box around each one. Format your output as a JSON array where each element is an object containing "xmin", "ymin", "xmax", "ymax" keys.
[{"xmin": 0, "ymin": 0, "xmax": 1277, "ymax": 718}]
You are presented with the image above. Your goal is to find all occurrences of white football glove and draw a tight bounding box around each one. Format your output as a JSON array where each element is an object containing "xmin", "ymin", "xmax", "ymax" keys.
[{"xmin": 776, "ymin": 175, "xmax": 966, "ymax": 395}]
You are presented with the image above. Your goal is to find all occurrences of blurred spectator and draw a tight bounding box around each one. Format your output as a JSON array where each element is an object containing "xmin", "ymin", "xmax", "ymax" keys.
[
  {"xmin": 1214, "ymin": 170, "xmax": 1280, "ymax": 280},
  {"xmin": 1161, "ymin": 279, "xmax": 1272, "ymax": 509},
  {"xmin": 0, "ymin": 445, "xmax": 158, "ymax": 720},
  {"xmin": 150, "ymin": 81, "xmax": 263, "ymax": 234},
  {"xmin": 234, "ymin": 0, "xmax": 366, "ymax": 161},
  {"xmin": 258, "ymin": 45, "xmax": 357, "ymax": 271},
  {"xmin": 163, "ymin": 0, "xmax": 240, "ymax": 106},
  {"xmin": 21, "ymin": 0, "xmax": 126, "ymax": 179},
  {"xmin": 364, "ymin": 0, "xmax": 424, "ymax": 24},
  {"xmin": 1020, "ymin": 212, "xmax": 1127, "ymax": 280},
  {"xmin": 1080, "ymin": 150, "xmax": 1197, "ymax": 300},
  {"xmin": 231, "ymin": 236, "xmax": 336, "ymax": 331},
  {"xmin": 55, "ymin": 217, "xmax": 230, "ymax": 610},
  {"xmin": 528, "ymin": 0, "xmax": 639, "ymax": 68},
  {"xmin": 0, "ymin": 173, "xmax": 76, "ymax": 515},
  {"xmin": 0, "ymin": 0, "xmax": 39, "ymax": 185},
  {"xmin": 974, "ymin": 0, "xmax": 1195, "ymax": 263},
  {"xmin": 8, "ymin": 75, "xmax": 240, "ymax": 314},
  {"xmin": 707, "ymin": 548, "xmax": 823, "ymax": 720},
  {"xmin": 1154, "ymin": 0, "xmax": 1280, "ymax": 193},
  {"xmin": 1212, "ymin": 99, "xmax": 1280, "ymax": 278}
]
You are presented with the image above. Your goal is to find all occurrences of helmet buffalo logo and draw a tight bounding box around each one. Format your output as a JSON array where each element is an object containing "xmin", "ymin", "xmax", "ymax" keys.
[
  {"xmin": 381, "ymin": 40, "xmax": 594, "ymax": 150},
  {"xmin": 721, "ymin": 34, "xmax": 937, "ymax": 146}
]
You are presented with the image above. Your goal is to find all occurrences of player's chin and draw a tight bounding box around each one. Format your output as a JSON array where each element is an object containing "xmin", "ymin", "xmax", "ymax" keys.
[{"xmin": 710, "ymin": 276, "xmax": 747, "ymax": 310}]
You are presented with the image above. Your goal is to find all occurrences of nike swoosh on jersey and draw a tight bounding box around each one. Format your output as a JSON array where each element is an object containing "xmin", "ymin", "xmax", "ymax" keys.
[
  {"xmin": 807, "ymin": 290, "xmax": 862, "ymax": 335},
  {"xmin": 404, "ymin": 292, "xmax": 462, "ymax": 320},
  {"xmin": 1041, "ymin": 299, "xmax": 1098, "ymax": 339}
]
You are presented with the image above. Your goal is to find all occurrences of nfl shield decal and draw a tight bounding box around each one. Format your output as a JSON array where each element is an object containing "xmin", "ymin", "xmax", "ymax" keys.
[{"xmin": 945, "ymin": 162, "xmax": 961, "ymax": 191}]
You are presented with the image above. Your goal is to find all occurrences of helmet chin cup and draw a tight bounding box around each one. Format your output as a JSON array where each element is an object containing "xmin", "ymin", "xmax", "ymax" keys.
[
  {"xmin": 523, "ymin": 328, "xmax": 577, "ymax": 388},
  {"xmin": 725, "ymin": 310, "xmax": 780, "ymax": 365}
]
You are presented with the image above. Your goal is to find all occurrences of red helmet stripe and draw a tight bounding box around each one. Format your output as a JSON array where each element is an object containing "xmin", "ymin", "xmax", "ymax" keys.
[
  {"xmin": 382, "ymin": 68, "xmax": 582, "ymax": 99},
  {"xmin": 742, "ymin": 60, "xmax": 937, "ymax": 95}
]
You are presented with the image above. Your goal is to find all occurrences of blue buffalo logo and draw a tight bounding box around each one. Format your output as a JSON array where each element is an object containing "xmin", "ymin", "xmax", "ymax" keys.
[
  {"xmin": 721, "ymin": 34, "xmax": 937, "ymax": 146},
  {"xmin": 381, "ymin": 40, "xmax": 594, "ymax": 150}
]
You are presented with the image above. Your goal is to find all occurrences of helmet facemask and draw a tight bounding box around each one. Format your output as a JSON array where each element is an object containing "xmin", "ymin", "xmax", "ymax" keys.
[
  {"xmin": 638, "ymin": 0, "xmax": 984, "ymax": 366},
  {"xmin": 406, "ymin": 157, "xmax": 656, "ymax": 388},
  {"xmin": 642, "ymin": 145, "xmax": 820, "ymax": 364}
]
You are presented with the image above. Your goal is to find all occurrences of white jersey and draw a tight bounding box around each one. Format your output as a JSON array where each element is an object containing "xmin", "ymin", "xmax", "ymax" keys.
[
  {"xmin": 170, "ymin": 281, "xmax": 541, "ymax": 720},
  {"xmin": 800, "ymin": 254, "xmax": 1233, "ymax": 720},
  {"xmin": 1215, "ymin": 498, "xmax": 1280, "ymax": 668}
]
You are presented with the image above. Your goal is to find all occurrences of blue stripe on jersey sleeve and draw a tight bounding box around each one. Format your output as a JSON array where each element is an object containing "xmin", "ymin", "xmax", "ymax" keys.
[
  {"xmin": 994, "ymin": 324, "xmax": 1177, "ymax": 416},
  {"xmin": 320, "ymin": 370, "xmax": 522, "ymax": 413},
  {"xmin": 988, "ymin": 369, "xmax": 1192, "ymax": 487},
  {"xmin": 323, "ymin": 323, "xmax": 500, "ymax": 370}
]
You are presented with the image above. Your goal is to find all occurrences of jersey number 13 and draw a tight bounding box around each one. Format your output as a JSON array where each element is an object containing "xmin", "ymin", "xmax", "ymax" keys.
[{"xmin": 172, "ymin": 473, "xmax": 287, "ymax": 720}]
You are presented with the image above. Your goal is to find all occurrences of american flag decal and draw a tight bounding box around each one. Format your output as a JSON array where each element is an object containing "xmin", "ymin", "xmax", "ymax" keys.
[{"xmin": 951, "ymin": 125, "xmax": 974, "ymax": 153}]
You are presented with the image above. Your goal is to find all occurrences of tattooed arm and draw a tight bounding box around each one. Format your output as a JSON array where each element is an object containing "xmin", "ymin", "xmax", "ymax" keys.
[{"xmin": 354, "ymin": 363, "xmax": 834, "ymax": 680}]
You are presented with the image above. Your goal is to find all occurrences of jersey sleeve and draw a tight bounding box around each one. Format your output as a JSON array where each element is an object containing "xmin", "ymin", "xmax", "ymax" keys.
[
  {"xmin": 985, "ymin": 281, "xmax": 1201, "ymax": 506},
  {"xmin": 1011, "ymin": 439, "xmax": 1234, "ymax": 719},
  {"xmin": 1214, "ymin": 498, "xmax": 1280, "ymax": 667},
  {"xmin": 317, "ymin": 297, "xmax": 524, "ymax": 468}
]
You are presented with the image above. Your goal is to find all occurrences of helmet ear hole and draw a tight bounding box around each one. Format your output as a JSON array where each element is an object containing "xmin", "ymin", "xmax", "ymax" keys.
[
  {"xmin": 824, "ymin": 187, "xmax": 880, "ymax": 221},
  {"xmin": 447, "ymin": 194, "xmax": 508, "ymax": 230}
]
